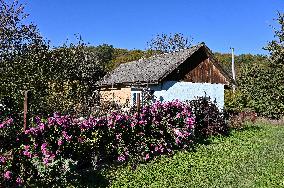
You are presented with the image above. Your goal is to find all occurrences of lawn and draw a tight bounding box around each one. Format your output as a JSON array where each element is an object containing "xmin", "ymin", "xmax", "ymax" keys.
[{"xmin": 107, "ymin": 122, "xmax": 284, "ymax": 188}]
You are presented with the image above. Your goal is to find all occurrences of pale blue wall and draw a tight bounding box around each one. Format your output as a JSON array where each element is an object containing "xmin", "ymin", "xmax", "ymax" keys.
[{"xmin": 131, "ymin": 81, "xmax": 225, "ymax": 109}]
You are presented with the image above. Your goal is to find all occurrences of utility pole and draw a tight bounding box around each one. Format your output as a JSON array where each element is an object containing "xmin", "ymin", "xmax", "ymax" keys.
[{"xmin": 230, "ymin": 47, "xmax": 236, "ymax": 92}]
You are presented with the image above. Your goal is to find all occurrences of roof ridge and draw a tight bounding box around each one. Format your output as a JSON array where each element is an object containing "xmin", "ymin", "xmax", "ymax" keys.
[
  {"xmin": 121, "ymin": 43, "xmax": 205, "ymax": 65},
  {"xmin": 97, "ymin": 43, "xmax": 206, "ymax": 87}
]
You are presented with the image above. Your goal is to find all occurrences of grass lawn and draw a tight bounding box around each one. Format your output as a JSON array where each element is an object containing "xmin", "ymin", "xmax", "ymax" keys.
[{"xmin": 107, "ymin": 122, "xmax": 284, "ymax": 188}]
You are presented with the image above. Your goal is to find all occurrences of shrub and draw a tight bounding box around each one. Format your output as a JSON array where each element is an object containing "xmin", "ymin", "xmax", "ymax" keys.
[
  {"xmin": 0, "ymin": 100, "xmax": 195, "ymax": 186},
  {"xmin": 189, "ymin": 96, "xmax": 229, "ymax": 141}
]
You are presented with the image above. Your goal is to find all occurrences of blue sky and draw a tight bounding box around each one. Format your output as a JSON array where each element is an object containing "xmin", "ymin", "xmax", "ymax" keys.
[{"xmin": 24, "ymin": 0, "xmax": 284, "ymax": 55}]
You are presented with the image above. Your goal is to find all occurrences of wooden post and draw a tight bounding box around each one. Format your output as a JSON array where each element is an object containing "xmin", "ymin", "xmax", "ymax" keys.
[
  {"xmin": 137, "ymin": 93, "xmax": 141, "ymax": 112},
  {"xmin": 23, "ymin": 90, "xmax": 28, "ymax": 132}
]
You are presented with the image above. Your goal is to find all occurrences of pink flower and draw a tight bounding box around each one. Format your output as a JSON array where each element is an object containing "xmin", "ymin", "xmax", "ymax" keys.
[
  {"xmin": 53, "ymin": 112, "xmax": 60, "ymax": 118},
  {"xmin": 39, "ymin": 123, "xmax": 45, "ymax": 130},
  {"xmin": 57, "ymin": 139, "xmax": 63, "ymax": 146},
  {"xmin": 41, "ymin": 143, "xmax": 48, "ymax": 155},
  {"xmin": 4, "ymin": 171, "xmax": 12, "ymax": 180},
  {"xmin": 144, "ymin": 153, "xmax": 150, "ymax": 160},
  {"xmin": 186, "ymin": 117, "xmax": 194, "ymax": 125},
  {"xmin": 116, "ymin": 134, "xmax": 122, "ymax": 140},
  {"xmin": 176, "ymin": 113, "xmax": 181, "ymax": 118},
  {"xmin": 47, "ymin": 117, "xmax": 56, "ymax": 125},
  {"xmin": 41, "ymin": 143, "xmax": 48, "ymax": 150},
  {"xmin": 43, "ymin": 158, "xmax": 49, "ymax": 165},
  {"xmin": 175, "ymin": 138, "xmax": 181, "ymax": 144},
  {"xmin": 6, "ymin": 118, "xmax": 13, "ymax": 125},
  {"xmin": 138, "ymin": 120, "xmax": 145, "ymax": 125},
  {"xmin": 24, "ymin": 145, "xmax": 30, "ymax": 150},
  {"xmin": 117, "ymin": 155, "xmax": 126, "ymax": 162},
  {"xmin": 50, "ymin": 154, "xmax": 56, "ymax": 160},
  {"xmin": 155, "ymin": 146, "xmax": 159, "ymax": 151},
  {"xmin": 115, "ymin": 115, "xmax": 122, "ymax": 121},
  {"xmin": 16, "ymin": 177, "xmax": 23, "ymax": 185},
  {"xmin": 0, "ymin": 156, "xmax": 6, "ymax": 163},
  {"xmin": 34, "ymin": 116, "xmax": 41, "ymax": 124},
  {"xmin": 23, "ymin": 151, "xmax": 32, "ymax": 158},
  {"xmin": 174, "ymin": 128, "xmax": 183, "ymax": 137},
  {"xmin": 62, "ymin": 131, "xmax": 72, "ymax": 141}
]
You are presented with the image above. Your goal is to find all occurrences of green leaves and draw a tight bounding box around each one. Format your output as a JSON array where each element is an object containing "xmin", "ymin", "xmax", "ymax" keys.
[
  {"xmin": 111, "ymin": 123, "xmax": 284, "ymax": 187},
  {"xmin": 225, "ymin": 13, "xmax": 284, "ymax": 119}
]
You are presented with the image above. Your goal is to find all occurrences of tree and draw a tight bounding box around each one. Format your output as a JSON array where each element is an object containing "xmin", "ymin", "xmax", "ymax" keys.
[
  {"xmin": 147, "ymin": 33, "xmax": 193, "ymax": 53},
  {"xmin": 47, "ymin": 42, "xmax": 107, "ymax": 115},
  {"xmin": 262, "ymin": 12, "xmax": 284, "ymax": 118},
  {"xmin": 0, "ymin": 0, "xmax": 51, "ymax": 114},
  {"xmin": 85, "ymin": 44, "xmax": 115, "ymax": 72},
  {"xmin": 0, "ymin": 1, "xmax": 107, "ymax": 115},
  {"xmin": 235, "ymin": 12, "xmax": 284, "ymax": 119}
]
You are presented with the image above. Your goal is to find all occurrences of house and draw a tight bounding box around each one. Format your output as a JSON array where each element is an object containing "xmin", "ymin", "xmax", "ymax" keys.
[{"xmin": 97, "ymin": 43, "xmax": 235, "ymax": 109}]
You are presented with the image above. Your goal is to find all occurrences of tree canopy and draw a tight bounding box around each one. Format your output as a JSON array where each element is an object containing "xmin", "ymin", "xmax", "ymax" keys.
[{"xmin": 147, "ymin": 33, "xmax": 193, "ymax": 53}]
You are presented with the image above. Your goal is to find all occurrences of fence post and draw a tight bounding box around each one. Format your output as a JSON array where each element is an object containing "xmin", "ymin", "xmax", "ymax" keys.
[
  {"xmin": 23, "ymin": 90, "xmax": 29, "ymax": 132},
  {"xmin": 137, "ymin": 93, "xmax": 141, "ymax": 112}
]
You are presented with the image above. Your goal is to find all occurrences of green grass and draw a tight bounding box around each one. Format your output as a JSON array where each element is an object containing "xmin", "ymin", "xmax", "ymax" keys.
[{"xmin": 108, "ymin": 123, "xmax": 284, "ymax": 188}]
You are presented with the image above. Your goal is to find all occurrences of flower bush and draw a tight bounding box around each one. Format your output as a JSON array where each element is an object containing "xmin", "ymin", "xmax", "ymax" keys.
[
  {"xmin": 189, "ymin": 96, "xmax": 229, "ymax": 141},
  {"xmin": 0, "ymin": 99, "xmax": 228, "ymax": 186}
]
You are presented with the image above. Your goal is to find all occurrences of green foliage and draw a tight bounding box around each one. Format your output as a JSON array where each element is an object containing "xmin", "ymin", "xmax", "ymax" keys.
[
  {"xmin": 232, "ymin": 13, "xmax": 284, "ymax": 119},
  {"xmin": 46, "ymin": 42, "xmax": 106, "ymax": 115},
  {"xmin": 111, "ymin": 48, "xmax": 155, "ymax": 68},
  {"xmin": 110, "ymin": 122, "xmax": 284, "ymax": 187},
  {"xmin": 0, "ymin": 1, "xmax": 108, "ymax": 115},
  {"xmin": 85, "ymin": 44, "xmax": 115, "ymax": 72},
  {"xmin": 214, "ymin": 52, "xmax": 268, "ymax": 78},
  {"xmin": 222, "ymin": 13, "xmax": 283, "ymax": 119},
  {"xmin": 0, "ymin": 0, "xmax": 51, "ymax": 114}
]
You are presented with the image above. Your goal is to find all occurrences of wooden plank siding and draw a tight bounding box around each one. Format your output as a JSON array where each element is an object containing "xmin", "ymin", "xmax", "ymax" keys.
[{"xmin": 164, "ymin": 48, "xmax": 228, "ymax": 84}]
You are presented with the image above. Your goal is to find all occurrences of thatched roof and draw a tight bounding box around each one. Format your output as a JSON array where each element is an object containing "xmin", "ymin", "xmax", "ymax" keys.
[{"xmin": 97, "ymin": 43, "xmax": 233, "ymax": 87}]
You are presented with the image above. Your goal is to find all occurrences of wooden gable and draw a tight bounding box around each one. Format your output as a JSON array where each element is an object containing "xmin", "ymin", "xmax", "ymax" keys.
[{"xmin": 164, "ymin": 47, "xmax": 230, "ymax": 85}]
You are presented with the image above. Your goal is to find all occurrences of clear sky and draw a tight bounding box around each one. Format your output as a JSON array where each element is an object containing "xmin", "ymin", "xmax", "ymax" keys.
[{"xmin": 24, "ymin": 0, "xmax": 284, "ymax": 55}]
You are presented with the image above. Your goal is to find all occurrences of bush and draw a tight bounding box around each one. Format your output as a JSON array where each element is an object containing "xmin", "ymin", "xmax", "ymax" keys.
[
  {"xmin": 189, "ymin": 96, "xmax": 229, "ymax": 141},
  {"xmin": 0, "ymin": 100, "xmax": 195, "ymax": 186}
]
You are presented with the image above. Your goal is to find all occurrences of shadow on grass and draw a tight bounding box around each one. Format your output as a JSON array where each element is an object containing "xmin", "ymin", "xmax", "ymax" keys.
[
  {"xmin": 231, "ymin": 123, "xmax": 263, "ymax": 133},
  {"xmin": 69, "ymin": 170, "xmax": 110, "ymax": 188},
  {"xmin": 67, "ymin": 124, "xmax": 264, "ymax": 187}
]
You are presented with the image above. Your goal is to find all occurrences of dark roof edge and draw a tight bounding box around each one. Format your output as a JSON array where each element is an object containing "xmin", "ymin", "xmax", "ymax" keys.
[
  {"xmin": 157, "ymin": 43, "xmax": 205, "ymax": 82},
  {"xmin": 97, "ymin": 81, "xmax": 159, "ymax": 88},
  {"xmin": 202, "ymin": 45, "xmax": 237, "ymax": 86}
]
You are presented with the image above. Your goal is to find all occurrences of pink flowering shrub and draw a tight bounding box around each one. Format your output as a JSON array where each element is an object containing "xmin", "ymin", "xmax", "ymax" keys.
[
  {"xmin": 0, "ymin": 100, "xmax": 195, "ymax": 186},
  {"xmin": 189, "ymin": 96, "xmax": 229, "ymax": 141}
]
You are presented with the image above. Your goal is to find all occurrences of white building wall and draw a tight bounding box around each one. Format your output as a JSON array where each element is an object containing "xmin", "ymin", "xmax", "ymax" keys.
[
  {"xmin": 130, "ymin": 81, "xmax": 225, "ymax": 109},
  {"xmin": 149, "ymin": 81, "xmax": 225, "ymax": 109}
]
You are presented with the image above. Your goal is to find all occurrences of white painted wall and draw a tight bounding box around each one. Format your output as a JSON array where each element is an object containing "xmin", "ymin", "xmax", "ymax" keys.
[{"xmin": 130, "ymin": 81, "xmax": 225, "ymax": 109}]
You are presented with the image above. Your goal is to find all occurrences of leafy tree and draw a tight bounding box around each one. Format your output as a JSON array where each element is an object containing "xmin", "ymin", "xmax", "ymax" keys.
[
  {"xmin": 0, "ymin": 0, "xmax": 51, "ymax": 114},
  {"xmin": 233, "ymin": 12, "xmax": 284, "ymax": 119},
  {"xmin": 85, "ymin": 44, "xmax": 115, "ymax": 72},
  {"xmin": 0, "ymin": 1, "xmax": 107, "ymax": 115},
  {"xmin": 47, "ymin": 42, "xmax": 107, "ymax": 114},
  {"xmin": 261, "ymin": 12, "xmax": 284, "ymax": 118},
  {"xmin": 111, "ymin": 48, "xmax": 155, "ymax": 67},
  {"xmin": 147, "ymin": 33, "xmax": 193, "ymax": 53}
]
